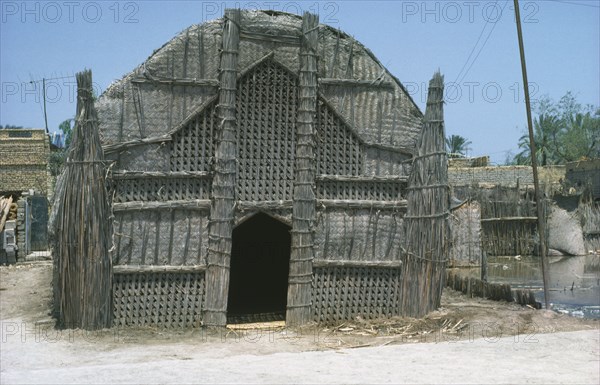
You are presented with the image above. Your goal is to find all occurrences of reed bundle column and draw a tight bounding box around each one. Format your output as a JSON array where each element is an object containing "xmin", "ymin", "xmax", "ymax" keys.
[
  {"xmin": 204, "ymin": 8, "xmax": 240, "ymax": 327},
  {"xmin": 400, "ymin": 72, "xmax": 449, "ymax": 317},
  {"xmin": 52, "ymin": 70, "xmax": 113, "ymax": 330},
  {"xmin": 287, "ymin": 12, "xmax": 319, "ymax": 325}
]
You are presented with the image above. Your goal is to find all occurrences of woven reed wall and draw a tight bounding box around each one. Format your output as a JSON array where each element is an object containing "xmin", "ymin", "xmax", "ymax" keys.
[
  {"xmin": 236, "ymin": 60, "xmax": 297, "ymax": 201},
  {"xmin": 364, "ymin": 147, "xmax": 412, "ymax": 177},
  {"xmin": 113, "ymin": 210, "xmax": 208, "ymax": 266},
  {"xmin": 316, "ymin": 27, "xmax": 422, "ymax": 150},
  {"xmin": 314, "ymin": 209, "xmax": 405, "ymax": 261},
  {"xmin": 579, "ymin": 200, "xmax": 600, "ymax": 251},
  {"xmin": 312, "ymin": 265, "xmax": 401, "ymax": 323},
  {"xmin": 448, "ymin": 202, "xmax": 482, "ymax": 266},
  {"xmin": 111, "ymin": 176, "xmax": 211, "ymax": 203},
  {"xmin": 97, "ymin": 21, "xmax": 222, "ymax": 143},
  {"xmin": 113, "ymin": 271, "xmax": 205, "ymax": 327},
  {"xmin": 479, "ymin": 186, "xmax": 540, "ymax": 256},
  {"xmin": 107, "ymin": 143, "xmax": 171, "ymax": 172},
  {"xmin": 104, "ymin": 58, "xmax": 412, "ymax": 325},
  {"xmin": 449, "ymin": 184, "xmax": 550, "ymax": 258},
  {"xmin": 170, "ymin": 101, "xmax": 218, "ymax": 173}
]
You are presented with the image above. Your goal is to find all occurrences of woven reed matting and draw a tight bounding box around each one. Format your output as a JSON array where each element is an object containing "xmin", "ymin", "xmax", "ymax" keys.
[
  {"xmin": 312, "ymin": 266, "xmax": 401, "ymax": 323},
  {"xmin": 113, "ymin": 271, "xmax": 204, "ymax": 328},
  {"xmin": 226, "ymin": 311, "xmax": 285, "ymax": 325}
]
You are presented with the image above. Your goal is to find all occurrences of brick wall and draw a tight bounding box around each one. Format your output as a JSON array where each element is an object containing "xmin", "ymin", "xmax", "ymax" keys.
[
  {"xmin": 448, "ymin": 165, "xmax": 565, "ymax": 187},
  {"xmin": 0, "ymin": 129, "xmax": 50, "ymax": 195}
]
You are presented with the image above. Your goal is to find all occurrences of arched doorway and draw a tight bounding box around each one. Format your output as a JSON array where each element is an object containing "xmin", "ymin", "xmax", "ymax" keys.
[{"xmin": 227, "ymin": 213, "xmax": 291, "ymax": 323}]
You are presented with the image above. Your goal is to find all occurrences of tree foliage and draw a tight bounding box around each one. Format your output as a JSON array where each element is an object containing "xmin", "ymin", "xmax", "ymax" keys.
[
  {"xmin": 445, "ymin": 134, "xmax": 472, "ymax": 157},
  {"xmin": 48, "ymin": 119, "xmax": 74, "ymax": 177},
  {"xmin": 514, "ymin": 92, "xmax": 599, "ymax": 165},
  {"xmin": 59, "ymin": 119, "xmax": 74, "ymax": 149}
]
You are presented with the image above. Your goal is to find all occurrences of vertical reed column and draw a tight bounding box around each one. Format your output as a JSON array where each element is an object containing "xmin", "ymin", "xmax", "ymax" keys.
[
  {"xmin": 204, "ymin": 9, "xmax": 240, "ymax": 326},
  {"xmin": 287, "ymin": 12, "xmax": 319, "ymax": 325},
  {"xmin": 52, "ymin": 70, "xmax": 113, "ymax": 330},
  {"xmin": 400, "ymin": 72, "xmax": 449, "ymax": 317}
]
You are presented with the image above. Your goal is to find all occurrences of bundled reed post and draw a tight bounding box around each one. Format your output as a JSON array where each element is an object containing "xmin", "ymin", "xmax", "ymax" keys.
[
  {"xmin": 204, "ymin": 8, "xmax": 240, "ymax": 326},
  {"xmin": 52, "ymin": 70, "xmax": 113, "ymax": 329},
  {"xmin": 400, "ymin": 72, "xmax": 449, "ymax": 317},
  {"xmin": 287, "ymin": 11, "xmax": 319, "ymax": 326}
]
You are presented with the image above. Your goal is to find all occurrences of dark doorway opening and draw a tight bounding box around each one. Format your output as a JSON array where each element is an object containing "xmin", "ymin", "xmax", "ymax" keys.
[{"xmin": 227, "ymin": 213, "xmax": 291, "ymax": 323}]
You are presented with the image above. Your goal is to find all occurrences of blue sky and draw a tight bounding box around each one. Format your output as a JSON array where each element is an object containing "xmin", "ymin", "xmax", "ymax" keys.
[{"xmin": 1, "ymin": 0, "xmax": 598, "ymax": 164}]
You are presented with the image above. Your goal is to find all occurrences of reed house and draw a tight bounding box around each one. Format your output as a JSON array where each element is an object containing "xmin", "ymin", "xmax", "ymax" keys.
[{"xmin": 53, "ymin": 9, "xmax": 449, "ymax": 329}]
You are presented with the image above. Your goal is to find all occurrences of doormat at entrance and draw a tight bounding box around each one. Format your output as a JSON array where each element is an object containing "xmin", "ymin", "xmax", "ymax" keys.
[
  {"xmin": 227, "ymin": 311, "xmax": 285, "ymax": 325},
  {"xmin": 226, "ymin": 320, "xmax": 286, "ymax": 330}
]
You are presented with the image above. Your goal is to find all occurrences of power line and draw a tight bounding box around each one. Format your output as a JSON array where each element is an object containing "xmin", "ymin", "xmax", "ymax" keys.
[
  {"xmin": 452, "ymin": 5, "xmax": 494, "ymax": 86},
  {"xmin": 28, "ymin": 75, "xmax": 75, "ymax": 84},
  {"xmin": 454, "ymin": 0, "xmax": 510, "ymax": 86},
  {"xmin": 549, "ymin": 0, "xmax": 600, "ymax": 9},
  {"xmin": 458, "ymin": 0, "xmax": 510, "ymax": 84},
  {"xmin": 450, "ymin": 0, "xmax": 509, "ymax": 99}
]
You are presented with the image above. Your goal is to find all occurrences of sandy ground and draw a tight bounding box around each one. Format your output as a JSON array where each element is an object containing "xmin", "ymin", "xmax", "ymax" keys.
[{"xmin": 1, "ymin": 262, "xmax": 599, "ymax": 384}]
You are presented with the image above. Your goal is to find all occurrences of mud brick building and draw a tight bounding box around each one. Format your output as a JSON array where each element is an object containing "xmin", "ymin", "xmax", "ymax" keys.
[{"xmin": 0, "ymin": 128, "xmax": 50, "ymax": 196}]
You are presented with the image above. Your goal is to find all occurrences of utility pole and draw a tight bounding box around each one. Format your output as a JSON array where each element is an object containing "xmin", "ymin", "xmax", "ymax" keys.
[
  {"xmin": 42, "ymin": 78, "xmax": 49, "ymax": 134},
  {"xmin": 513, "ymin": 0, "xmax": 550, "ymax": 309}
]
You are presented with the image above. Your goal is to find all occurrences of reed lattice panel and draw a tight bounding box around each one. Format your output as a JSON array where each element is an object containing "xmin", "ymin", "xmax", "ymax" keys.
[
  {"xmin": 316, "ymin": 99, "xmax": 363, "ymax": 176},
  {"xmin": 111, "ymin": 178, "xmax": 211, "ymax": 202},
  {"xmin": 167, "ymin": 57, "xmax": 366, "ymax": 202},
  {"xmin": 170, "ymin": 102, "xmax": 218, "ymax": 172},
  {"xmin": 113, "ymin": 271, "xmax": 204, "ymax": 327},
  {"xmin": 316, "ymin": 180, "xmax": 404, "ymax": 201},
  {"xmin": 481, "ymin": 221, "xmax": 537, "ymax": 256},
  {"xmin": 312, "ymin": 266, "xmax": 401, "ymax": 323},
  {"xmin": 236, "ymin": 60, "xmax": 298, "ymax": 201}
]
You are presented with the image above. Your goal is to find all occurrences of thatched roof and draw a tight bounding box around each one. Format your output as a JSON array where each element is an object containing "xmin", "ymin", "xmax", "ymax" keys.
[{"xmin": 97, "ymin": 10, "xmax": 423, "ymax": 154}]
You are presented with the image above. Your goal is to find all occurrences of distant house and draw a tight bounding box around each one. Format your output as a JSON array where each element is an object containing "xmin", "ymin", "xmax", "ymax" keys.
[
  {"xmin": 566, "ymin": 159, "xmax": 600, "ymax": 200},
  {"xmin": 0, "ymin": 128, "xmax": 50, "ymax": 195},
  {"xmin": 0, "ymin": 128, "xmax": 51, "ymax": 262}
]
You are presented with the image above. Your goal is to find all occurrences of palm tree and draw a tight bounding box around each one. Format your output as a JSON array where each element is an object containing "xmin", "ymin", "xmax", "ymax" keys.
[
  {"xmin": 555, "ymin": 109, "xmax": 600, "ymax": 161},
  {"xmin": 514, "ymin": 93, "xmax": 599, "ymax": 165},
  {"xmin": 515, "ymin": 113, "xmax": 559, "ymax": 166},
  {"xmin": 445, "ymin": 135, "xmax": 472, "ymax": 157}
]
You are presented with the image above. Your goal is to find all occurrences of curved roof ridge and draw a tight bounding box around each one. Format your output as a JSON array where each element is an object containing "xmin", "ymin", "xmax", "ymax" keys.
[{"xmin": 98, "ymin": 9, "xmax": 424, "ymax": 151}]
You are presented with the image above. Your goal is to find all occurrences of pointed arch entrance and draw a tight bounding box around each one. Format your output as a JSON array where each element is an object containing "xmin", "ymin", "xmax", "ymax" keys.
[{"xmin": 227, "ymin": 213, "xmax": 291, "ymax": 322}]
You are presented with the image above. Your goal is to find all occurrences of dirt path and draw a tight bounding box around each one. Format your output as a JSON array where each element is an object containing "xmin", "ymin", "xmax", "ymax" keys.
[{"xmin": 1, "ymin": 262, "xmax": 599, "ymax": 384}]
